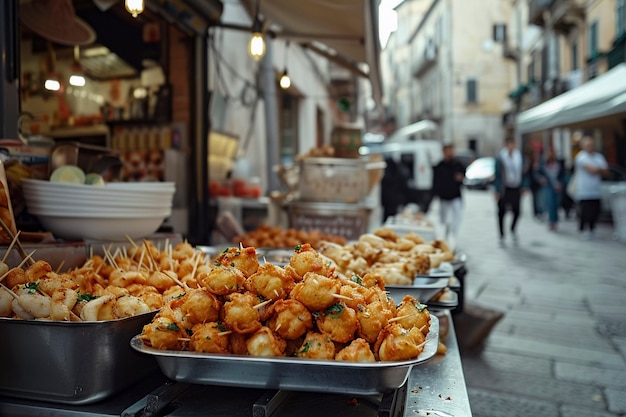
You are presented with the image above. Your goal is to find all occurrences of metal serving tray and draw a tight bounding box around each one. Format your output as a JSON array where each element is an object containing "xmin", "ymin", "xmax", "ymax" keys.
[
  {"xmin": 131, "ymin": 315, "xmax": 438, "ymax": 396},
  {"xmin": 0, "ymin": 312, "xmax": 158, "ymax": 405},
  {"xmin": 385, "ymin": 276, "xmax": 449, "ymax": 304}
]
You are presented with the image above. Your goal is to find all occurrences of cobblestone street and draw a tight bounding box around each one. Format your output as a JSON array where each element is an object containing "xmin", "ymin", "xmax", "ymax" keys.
[{"xmin": 445, "ymin": 189, "xmax": 626, "ymax": 417}]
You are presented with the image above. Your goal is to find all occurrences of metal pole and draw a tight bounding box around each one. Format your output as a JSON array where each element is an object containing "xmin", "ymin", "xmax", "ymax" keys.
[{"xmin": 261, "ymin": 37, "xmax": 281, "ymax": 194}]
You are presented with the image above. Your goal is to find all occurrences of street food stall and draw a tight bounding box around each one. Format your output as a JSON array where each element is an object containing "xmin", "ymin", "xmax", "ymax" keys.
[{"xmin": 0, "ymin": 1, "xmax": 472, "ymax": 416}]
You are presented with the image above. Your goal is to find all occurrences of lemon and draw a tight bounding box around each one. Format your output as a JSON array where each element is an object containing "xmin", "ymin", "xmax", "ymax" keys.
[
  {"xmin": 85, "ymin": 173, "xmax": 105, "ymax": 186},
  {"xmin": 50, "ymin": 165, "xmax": 86, "ymax": 184}
]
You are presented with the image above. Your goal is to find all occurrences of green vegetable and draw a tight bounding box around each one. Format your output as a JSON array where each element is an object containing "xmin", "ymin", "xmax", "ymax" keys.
[
  {"xmin": 24, "ymin": 282, "xmax": 40, "ymax": 294},
  {"xmin": 50, "ymin": 165, "xmax": 86, "ymax": 184},
  {"xmin": 325, "ymin": 303, "xmax": 344, "ymax": 318},
  {"xmin": 351, "ymin": 275, "xmax": 363, "ymax": 286},
  {"xmin": 77, "ymin": 293, "xmax": 97, "ymax": 302},
  {"xmin": 217, "ymin": 322, "xmax": 227, "ymax": 332},
  {"xmin": 166, "ymin": 323, "xmax": 180, "ymax": 332},
  {"xmin": 299, "ymin": 341, "xmax": 311, "ymax": 353}
]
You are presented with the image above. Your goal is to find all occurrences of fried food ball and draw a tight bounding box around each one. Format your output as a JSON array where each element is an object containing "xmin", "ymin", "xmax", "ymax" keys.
[
  {"xmin": 295, "ymin": 331, "xmax": 335, "ymax": 360},
  {"xmin": 147, "ymin": 270, "xmax": 178, "ymax": 292},
  {"xmin": 267, "ymin": 299, "xmax": 313, "ymax": 340},
  {"xmin": 25, "ymin": 260, "xmax": 52, "ymax": 282},
  {"xmin": 374, "ymin": 323, "xmax": 426, "ymax": 361},
  {"xmin": 0, "ymin": 287, "xmax": 13, "ymax": 317},
  {"xmin": 395, "ymin": 295, "xmax": 430, "ymax": 334},
  {"xmin": 290, "ymin": 272, "xmax": 341, "ymax": 311},
  {"xmin": 198, "ymin": 265, "xmax": 245, "ymax": 296},
  {"xmin": 163, "ymin": 285, "xmax": 187, "ymax": 303},
  {"xmin": 142, "ymin": 316, "xmax": 185, "ymax": 350},
  {"xmin": 4, "ymin": 267, "xmax": 27, "ymax": 289},
  {"xmin": 372, "ymin": 227, "xmax": 399, "ymax": 242},
  {"xmin": 215, "ymin": 246, "xmax": 259, "ymax": 278},
  {"xmin": 189, "ymin": 322, "xmax": 231, "ymax": 354},
  {"xmin": 109, "ymin": 269, "xmax": 148, "ymax": 288},
  {"xmin": 316, "ymin": 302, "xmax": 359, "ymax": 343},
  {"xmin": 181, "ymin": 288, "xmax": 221, "ymax": 324},
  {"xmin": 335, "ymin": 338, "xmax": 376, "ymax": 362},
  {"xmin": 289, "ymin": 243, "xmax": 334, "ymax": 279},
  {"xmin": 171, "ymin": 242, "xmax": 196, "ymax": 261},
  {"xmin": 246, "ymin": 326, "xmax": 286, "ymax": 357},
  {"xmin": 356, "ymin": 300, "xmax": 393, "ymax": 344},
  {"xmin": 245, "ymin": 263, "xmax": 293, "ymax": 301},
  {"xmin": 38, "ymin": 273, "xmax": 78, "ymax": 295},
  {"xmin": 80, "ymin": 294, "xmax": 116, "ymax": 321},
  {"xmin": 113, "ymin": 295, "xmax": 151, "ymax": 318},
  {"xmin": 338, "ymin": 280, "xmax": 374, "ymax": 311},
  {"xmin": 223, "ymin": 292, "xmax": 262, "ymax": 334}
]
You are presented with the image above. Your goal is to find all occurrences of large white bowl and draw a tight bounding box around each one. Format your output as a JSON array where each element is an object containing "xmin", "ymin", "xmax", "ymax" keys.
[
  {"xmin": 22, "ymin": 192, "xmax": 173, "ymax": 209},
  {"xmin": 22, "ymin": 179, "xmax": 176, "ymax": 198},
  {"xmin": 26, "ymin": 205, "xmax": 172, "ymax": 218},
  {"xmin": 34, "ymin": 214, "xmax": 168, "ymax": 241}
]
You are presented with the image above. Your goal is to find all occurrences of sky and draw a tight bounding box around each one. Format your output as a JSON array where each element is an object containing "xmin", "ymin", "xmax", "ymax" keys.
[{"xmin": 379, "ymin": 0, "xmax": 403, "ymax": 48}]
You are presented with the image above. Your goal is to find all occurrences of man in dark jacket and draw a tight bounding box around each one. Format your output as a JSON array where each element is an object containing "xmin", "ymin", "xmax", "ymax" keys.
[
  {"xmin": 493, "ymin": 137, "xmax": 530, "ymax": 246},
  {"xmin": 432, "ymin": 144, "xmax": 465, "ymax": 248}
]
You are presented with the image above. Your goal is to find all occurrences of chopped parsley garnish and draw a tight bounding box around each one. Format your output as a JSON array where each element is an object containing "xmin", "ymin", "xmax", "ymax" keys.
[
  {"xmin": 24, "ymin": 282, "xmax": 40, "ymax": 294},
  {"xmin": 77, "ymin": 293, "xmax": 97, "ymax": 302},
  {"xmin": 414, "ymin": 302, "xmax": 428, "ymax": 312},
  {"xmin": 294, "ymin": 244, "xmax": 302, "ymax": 252},
  {"xmin": 221, "ymin": 248, "xmax": 230, "ymax": 254},
  {"xmin": 166, "ymin": 323, "xmax": 180, "ymax": 332},
  {"xmin": 300, "ymin": 341, "xmax": 311, "ymax": 353},
  {"xmin": 217, "ymin": 321, "xmax": 227, "ymax": 332},
  {"xmin": 214, "ymin": 261, "xmax": 221, "ymax": 266},
  {"xmin": 174, "ymin": 292, "xmax": 186, "ymax": 299},
  {"xmin": 325, "ymin": 303, "xmax": 344, "ymax": 318},
  {"xmin": 351, "ymin": 275, "xmax": 363, "ymax": 286}
]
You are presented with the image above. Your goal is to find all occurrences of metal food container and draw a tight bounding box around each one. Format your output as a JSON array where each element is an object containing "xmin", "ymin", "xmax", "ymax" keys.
[
  {"xmin": 298, "ymin": 157, "xmax": 381, "ymax": 203},
  {"xmin": 287, "ymin": 201, "xmax": 371, "ymax": 241},
  {"xmin": 0, "ymin": 312, "xmax": 158, "ymax": 405},
  {"xmin": 131, "ymin": 315, "xmax": 439, "ymax": 396},
  {"xmin": 386, "ymin": 276, "xmax": 450, "ymax": 304}
]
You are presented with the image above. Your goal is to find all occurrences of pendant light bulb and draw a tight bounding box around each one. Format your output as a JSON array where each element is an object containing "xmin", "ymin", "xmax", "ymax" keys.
[
  {"xmin": 248, "ymin": 28, "xmax": 266, "ymax": 60},
  {"xmin": 44, "ymin": 74, "xmax": 61, "ymax": 91},
  {"xmin": 279, "ymin": 70, "xmax": 291, "ymax": 89},
  {"xmin": 125, "ymin": 0, "xmax": 144, "ymax": 18}
]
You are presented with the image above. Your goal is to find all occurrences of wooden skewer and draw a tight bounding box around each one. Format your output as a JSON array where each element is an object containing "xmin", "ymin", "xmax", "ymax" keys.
[
  {"xmin": 0, "ymin": 218, "xmax": 33, "ymax": 266},
  {"xmin": 253, "ymin": 299, "xmax": 272, "ymax": 310},
  {"xmin": 217, "ymin": 331, "xmax": 232, "ymax": 337},
  {"xmin": 388, "ymin": 314, "xmax": 412, "ymax": 323},
  {"xmin": 0, "ymin": 282, "xmax": 18, "ymax": 299},
  {"xmin": 331, "ymin": 293, "xmax": 353, "ymax": 301},
  {"xmin": 125, "ymin": 234, "xmax": 139, "ymax": 248},
  {"xmin": 164, "ymin": 270, "xmax": 187, "ymax": 289},
  {"xmin": 0, "ymin": 250, "xmax": 36, "ymax": 283},
  {"xmin": 416, "ymin": 340, "xmax": 427, "ymax": 350},
  {"xmin": 1, "ymin": 230, "xmax": 21, "ymax": 263},
  {"xmin": 55, "ymin": 260, "xmax": 65, "ymax": 274},
  {"xmin": 178, "ymin": 337, "xmax": 191, "ymax": 342}
]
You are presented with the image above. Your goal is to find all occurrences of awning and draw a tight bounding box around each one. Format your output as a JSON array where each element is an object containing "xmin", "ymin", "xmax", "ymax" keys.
[
  {"xmin": 242, "ymin": 0, "xmax": 383, "ymax": 108},
  {"xmin": 516, "ymin": 63, "xmax": 626, "ymax": 134}
]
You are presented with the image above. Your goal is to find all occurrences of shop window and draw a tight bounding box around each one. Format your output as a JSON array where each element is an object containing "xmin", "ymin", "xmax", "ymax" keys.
[
  {"xmin": 466, "ymin": 78, "xmax": 477, "ymax": 103},
  {"xmin": 493, "ymin": 24, "xmax": 506, "ymax": 43},
  {"xmin": 571, "ymin": 40, "xmax": 578, "ymax": 70},
  {"xmin": 588, "ymin": 21, "xmax": 599, "ymax": 59},
  {"xmin": 279, "ymin": 91, "xmax": 298, "ymax": 164}
]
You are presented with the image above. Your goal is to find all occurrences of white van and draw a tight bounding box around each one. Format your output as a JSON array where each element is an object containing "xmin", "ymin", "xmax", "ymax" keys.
[{"xmin": 361, "ymin": 122, "xmax": 443, "ymax": 213}]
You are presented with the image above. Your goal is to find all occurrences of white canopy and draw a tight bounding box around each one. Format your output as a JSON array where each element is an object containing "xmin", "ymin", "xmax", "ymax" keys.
[{"xmin": 516, "ymin": 63, "xmax": 626, "ymax": 134}]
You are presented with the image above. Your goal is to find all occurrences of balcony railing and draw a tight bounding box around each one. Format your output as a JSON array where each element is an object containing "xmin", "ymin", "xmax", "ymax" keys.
[
  {"xmin": 529, "ymin": 0, "xmax": 555, "ymax": 26},
  {"xmin": 607, "ymin": 32, "xmax": 626, "ymax": 70}
]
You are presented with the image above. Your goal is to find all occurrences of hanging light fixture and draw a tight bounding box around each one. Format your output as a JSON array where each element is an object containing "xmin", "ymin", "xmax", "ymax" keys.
[
  {"xmin": 44, "ymin": 42, "xmax": 61, "ymax": 92},
  {"xmin": 248, "ymin": 0, "xmax": 265, "ymax": 60},
  {"xmin": 69, "ymin": 45, "xmax": 86, "ymax": 87},
  {"xmin": 125, "ymin": 0, "xmax": 144, "ymax": 18},
  {"xmin": 279, "ymin": 41, "xmax": 291, "ymax": 89}
]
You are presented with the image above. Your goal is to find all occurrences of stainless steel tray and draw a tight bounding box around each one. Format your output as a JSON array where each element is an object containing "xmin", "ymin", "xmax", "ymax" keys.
[
  {"xmin": 0, "ymin": 311, "xmax": 158, "ymax": 405},
  {"xmin": 131, "ymin": 315, "xmax": 439, "ymax": 396},
  {"xmin": 386, "ymin": 276, "xmax": 449, "ymax": 304}
]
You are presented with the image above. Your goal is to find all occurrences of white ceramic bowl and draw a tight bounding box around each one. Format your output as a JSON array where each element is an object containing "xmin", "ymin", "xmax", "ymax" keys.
[
  {"xmin": 25, "ymin": 205, "xmax": 172, "ymax": 218},
  {"xmin": 34, "ymin": 214, "xmax": 168, "ymax": 241},
  {"xmin": 22, "ymin": 192, "xmax": 173, "ymax": 209}
]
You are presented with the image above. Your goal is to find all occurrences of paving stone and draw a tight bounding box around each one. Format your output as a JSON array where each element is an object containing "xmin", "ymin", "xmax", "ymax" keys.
[
  {"xmin": 461, "ymin": 355, "xmax": 604, "ymax": 408},
  {"xmin": 555, "ymin": 362, "xmax": 626, "ymax": 387},
  {"xmin": 561, "ymin": 404, "xmax": 622, "ymax": 417},
  {"xmin": 486, "ymin": 333, "xmax": 625, "ymax": 367},
  {"xmin": 605, "ymin": 387, "xmax": 626, "ymax": 414},
  {"xmin": 508, "ymin": 322, "xmax": 614, "ymax": 351},
  {"xmin": 596, "ymin": 318, "xmax": 626, "ymax": 338},
  {"xmin": 461, "ymin": 349, "xmax": 553, "ymax": 378},
  {"xmin": 467, "ymin": 388, "xmax": 559, "ymax": 417},
  {"xmin": 612, "ymin": 336, "xmax": 626, "ymax": 359}
]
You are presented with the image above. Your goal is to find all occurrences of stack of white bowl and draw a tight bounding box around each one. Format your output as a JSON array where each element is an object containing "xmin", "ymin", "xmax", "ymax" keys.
[{"xmin": 22, "ymin": 179, "xmax": 175, "ymax": 241}]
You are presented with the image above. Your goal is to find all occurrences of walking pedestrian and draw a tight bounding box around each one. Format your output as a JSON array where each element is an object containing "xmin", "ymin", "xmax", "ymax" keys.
[
  {"xmin": 536, "ymin": 148, "xmax": 566, "ymax": 231},
  {"xmin": 432, "ymin": 144, "xmax": 465, "ymax": 249},
  {"xmin": 574, "ymin": 135, "xmax": 608, "ymax": 239},
  {"xmin": 494, "ymin": 137, "xmax": 529, "ymax": 246},
  {"xmin": 529, "ymin": 153, "xmax": 545, "ymax": 221}
]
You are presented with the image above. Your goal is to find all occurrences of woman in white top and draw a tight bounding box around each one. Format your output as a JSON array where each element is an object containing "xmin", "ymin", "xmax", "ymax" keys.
[{"xmin": 574, "ymin": 136, "xmax": 608, "ymax": 239}]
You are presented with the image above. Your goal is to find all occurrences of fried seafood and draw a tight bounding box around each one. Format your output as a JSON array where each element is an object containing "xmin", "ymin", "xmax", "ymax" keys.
[
  {"xmin": 266, "ymin": 299, "xmax": 313, "ymax": 340},
  {"xmin": 189, "ymin": 322, "xmax": 231, "ymax": 354},
  {"xmin": 315, "ymin": 302, "xmax": 359, "ymax": 343},
  {"xmin": 246, "ymin": 326, "xmax": 287, "ymax": 357},
  {"xmin": 374, "ymin": 323, "xmax": 426, "ymax": 361},
  {"xmin": 290, "ymin": 272, "xmax": 341, "ymax": 311},
  {"xmin": 335, "ymin": 338, "xmax": 376, "ymax": 362},
  {"xmin": 131, "ymin": 243, "xmax": 433, "ymax": 362},
  {"xmin": 395, "ymin": 295, "xmax": 431, "ymax": 334},
  {"xmin": 215, "ymin": 246, "xmax": 259, "ymax": 278},
  {"xmin": 295, "ymin": 331, "xmax": 335, "ymax": 360}
]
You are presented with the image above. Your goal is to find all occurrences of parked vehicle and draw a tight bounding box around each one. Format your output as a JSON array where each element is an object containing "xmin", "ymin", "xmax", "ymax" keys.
[{"xmin": 463, "ymin": 157, "xmax": 495, "ymax": 189}]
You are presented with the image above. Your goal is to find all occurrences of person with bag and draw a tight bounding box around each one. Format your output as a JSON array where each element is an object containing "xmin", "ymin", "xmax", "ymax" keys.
[
  {"xmin": 535, "ymin": 148, "xmax": 566, "ymax": 231},
  {"xmin": 574, "ymin": 135, "xmax": 608, "ymax": 239}
]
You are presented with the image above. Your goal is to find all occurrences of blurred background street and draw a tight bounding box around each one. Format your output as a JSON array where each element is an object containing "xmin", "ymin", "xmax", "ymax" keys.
[{"xmin": 445, "ymin": 189, "xmax": 626, "ymax": 417}]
